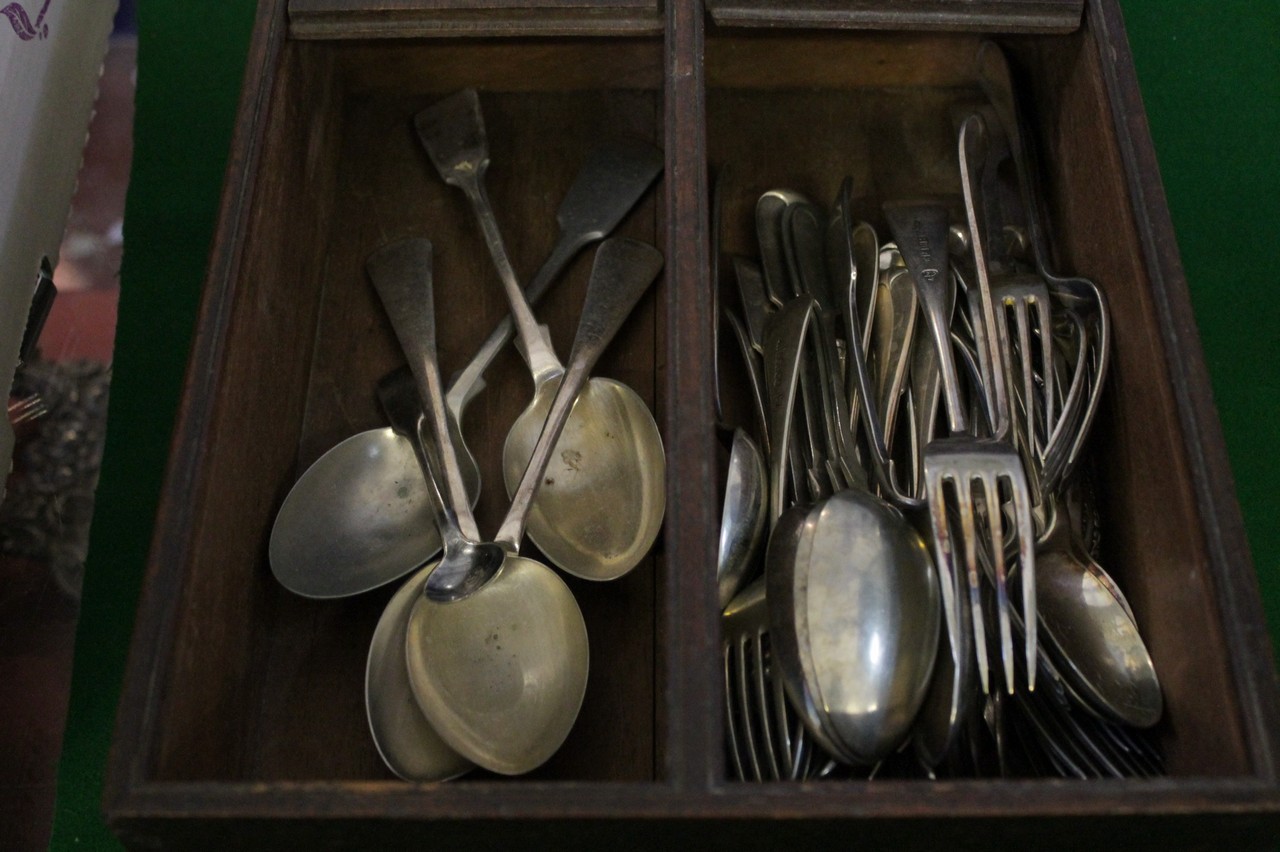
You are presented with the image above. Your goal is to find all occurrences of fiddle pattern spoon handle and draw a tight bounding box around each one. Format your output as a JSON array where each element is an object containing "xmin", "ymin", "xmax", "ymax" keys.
[
  {"xmin": 367, "ymin": 237, "xmax": 480, "ymax": 542},
  {"xmin": 415, "ymin": 88, "xmax": 563, "ymax": 385},
  {"xmin": 494, "ymin": 237, "xmax": 665, "ymax": 551}
]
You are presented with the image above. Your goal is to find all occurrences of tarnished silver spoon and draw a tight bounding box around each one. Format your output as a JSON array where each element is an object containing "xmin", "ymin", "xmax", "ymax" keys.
[{"xmin": 765, "ymin": 185, "xmax": 940, "ymax": 767}]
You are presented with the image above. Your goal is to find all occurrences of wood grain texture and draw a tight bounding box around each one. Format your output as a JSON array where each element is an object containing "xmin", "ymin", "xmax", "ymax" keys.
[
  {"xmin": 105, "ymin": 0, "xmax": 1280, "ymax": 845},
  {"xmin": 289, "ymin": 0, "xmax": 662, "ymax": 38},
  {"xmin": 706, "ymin": 0, "xmax": 1082, "ymax": 33},
  {"xmin": 661, "ymin": 0, "xmax": 720, "ymax": 790},
  {"xmin": 104, "ymin": 0, "xmax": 298, "ymax": 799}
]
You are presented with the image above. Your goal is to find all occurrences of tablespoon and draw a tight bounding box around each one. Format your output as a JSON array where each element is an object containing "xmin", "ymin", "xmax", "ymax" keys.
[
  {"xmin": 365, "ymin": 236, "xmax": 559, "ymax": 777},
  {"xmin": 1033, "ymin": 497, "xmax": 1162, "ymax": 728},
  {"xmin": 364, "ymin": 371, "xmax": 473, "ymax": 782},
  {"xmin": 766, "ymin": 271, "xmax": 940, "ymax": 768},
  {"xmin": 269, "ymin": 136, "xmax": 661, "ymax": 599},
  {"xmin": 417, "ymin": 89, "xmax": 665, "ymax": 582},
  {"xmin": 391, "ymin": 236, "xmax": 663, "ymax": 775}
]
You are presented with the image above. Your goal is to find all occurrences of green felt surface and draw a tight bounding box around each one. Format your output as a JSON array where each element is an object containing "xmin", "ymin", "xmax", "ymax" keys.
[{"xmin": 50, "ymin": 1, "xmax": 1279, "ymax": 847}]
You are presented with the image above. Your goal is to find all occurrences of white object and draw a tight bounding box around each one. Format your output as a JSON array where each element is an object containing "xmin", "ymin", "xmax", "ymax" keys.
[{"xmin": 0, "ymin": 1, "xmax": 117, "ymax": 490}]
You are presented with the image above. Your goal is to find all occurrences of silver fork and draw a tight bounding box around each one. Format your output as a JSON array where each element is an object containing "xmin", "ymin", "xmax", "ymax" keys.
[
  {"xmin": 722, "ymin": 578, "xmax": 822, "ymax": 781},
  {"xmin": 918, "ymin": 113, "xmax": 1038, "ymax": 696},
  {"xmin": 976, "ymin": 42, "xmax": 1112, "ymax": 495},
  {"xmin": 992, "ymin": 273, "xmax": 1055, "ymax": 498}
]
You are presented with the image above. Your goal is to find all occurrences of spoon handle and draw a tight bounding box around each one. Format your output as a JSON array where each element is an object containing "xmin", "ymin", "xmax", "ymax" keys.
[
  {"xmin": 375, "ymin": 367, "xmax": 467, "ymax": 553},
  {"xmin": 443, "ymin": 137, "xmax": 663, "ymax": 417},
  {"xmin": 762, "ymin": 297, "xmax": 814, "ymax": 525},
  {"xmin": 461, "ymin": 176, "xmax": 564, "ymax": 384},
  {"xmin": 367, "ymin": 237, "xmax": 481, "ymax": 541},
  {"xmin": 415, "ymin": 89, "xmax": 563, "ymax": 385},
  {"xmin": 443, "ymin": 230, "xmax": 585, "ymax": 418},
  {"xmin": 494, "ymin": 237, "xmax": 664, "ymax": 551},
  {"xmin": 884, "ymin": 201, "xmax": 967, "ymax": 435}
]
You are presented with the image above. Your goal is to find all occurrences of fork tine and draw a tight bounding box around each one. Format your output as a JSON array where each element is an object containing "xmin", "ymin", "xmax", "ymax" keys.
[
  {"xmin": 764, "ymin": 635, "xmax": 796, "ymax": 779},
  {"xmin": 724, "ymin": 644, "xmax": 749, "ymax": 780},
  {"xmin": 1035, "ymin": 293, "xmax": 1055, "ymax": 450},
  {"xmin": 789, "ymin": 715, "xmax": 808, "ymax": 780},
  {"xmin": 1010, "ymin": 297, "xmax": 1036, "ymax": 452},
  {"xmin": 1012, "ymin": 471, "xmax": 1038, "ymax": 691},
  {"xmin": 924, "ymin": 464, "xmax": 964, "ymax": 680},
  {"xmin": 985, "ymin": 471, "xmax": 1015, "ymax": 692},
  {"xmin": 1043, "ymin": 307, "xmax": 1087, "ymax": 479},
  {"xmin": 751, "ymin": 631, "xmax": 783, "ymax": 779},
  {"xmin": 955, "ymin": 474, "xmax": 991, "ymax": 693},
  {"xmin": 733, "ymin": 636, "xmax": 764, "ymax": 781}
]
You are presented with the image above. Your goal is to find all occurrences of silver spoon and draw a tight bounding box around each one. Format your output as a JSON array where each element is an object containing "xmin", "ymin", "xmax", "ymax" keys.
[
  {"xmin": 710, "ymin": 171, "xmax": 768, "ymax": 609},
  {"xmin": 718, "ymin": 430, "xmax": 767, "ymax": 609},
  {"xmin": 391, "ymin": 236, "xmax": 664, "ymax": 775},
  {"xmin": 765, "ymin": 194, "xmax": 941, "ymax": 767},
  {"xmin": 767, "ymin": 484, "xmax": 941, "ymax": 766},
  {"xmin": 416, "ymin": 89, "xmax": 665, "ymax": 583},
  {"xmin": 1034, "ymin": 496, "xmax": 1162, "ymax": 728},
  {"xmin": 269, "ymin": 137, "xmax": 662, "ymax": 599},
  {"xmin": 364, "ymin": 371, "xmax": 473, "ymax": 782}
]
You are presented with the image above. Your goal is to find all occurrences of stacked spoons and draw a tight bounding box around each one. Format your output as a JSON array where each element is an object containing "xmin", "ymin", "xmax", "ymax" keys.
[
  {"xmin": 268, "ymin": 135, "xmax": 661, "ymax": 599},
  {"xmin": 367, "ymin": 235, "xmax": 663, "ymax": 776}
]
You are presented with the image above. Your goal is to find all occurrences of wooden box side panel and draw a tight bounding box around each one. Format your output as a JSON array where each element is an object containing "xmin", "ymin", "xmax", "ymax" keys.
[
  {"xmin": 105, "ymin": 4, "xmax": 1280, "ymax": 847},
  {"xmin": 147, "ymin": 38, "xmax": 348, "ymax": 781},
  {"xmin": 1015, "ymin": 28, "xmax": 1252, "ymax": 775}
]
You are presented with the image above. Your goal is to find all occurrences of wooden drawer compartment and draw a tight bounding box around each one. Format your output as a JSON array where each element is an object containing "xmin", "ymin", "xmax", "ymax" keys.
[{"xmin": 106, "ymin": 0, "xmax": 1280, "ymax": 847}]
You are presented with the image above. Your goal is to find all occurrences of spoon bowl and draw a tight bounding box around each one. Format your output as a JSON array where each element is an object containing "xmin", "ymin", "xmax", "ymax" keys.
[
  {"xmin": 717, "ymin": 429, "xmax": 767, "ymax": 608},
  {"xmin": 1034, "ymin": 500, "xmax": 1161, "ymax": 728},
  {"xmin": 269, "ymin": 425, "xmax": 446, "ymax": 599},
  {"xmin": 405, "ymin": 555, "xmax": 589, "ymax": 774},
  {"xmin": 502, "ymin": 376, "xmax": 665, "ymax": 582},
  {"xmin": 1036, "ymin": 550, "xmax": 1162, "ymax": 728},
  {"xmin": 365, "ymin": 560, "xmax": 474, "ymax": 781},
  {"xmin": 269, "ymin": 136, "xmax": 660, "ymax": 599},
  {"xmin": 767, "ymin": 488, "xmax": 940, "ymax": 765}
]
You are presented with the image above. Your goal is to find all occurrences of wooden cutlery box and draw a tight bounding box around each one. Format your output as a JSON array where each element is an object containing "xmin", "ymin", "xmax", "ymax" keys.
[{"xmin": 104, "ymin": 0, "xmax": 1280, "ymax": 847}]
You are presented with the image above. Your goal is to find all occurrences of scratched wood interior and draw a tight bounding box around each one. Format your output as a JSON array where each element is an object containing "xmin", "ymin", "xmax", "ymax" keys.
[{"xmin": 1015, "ymin": 32, "xmax": 1249, "ymax": 775}]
